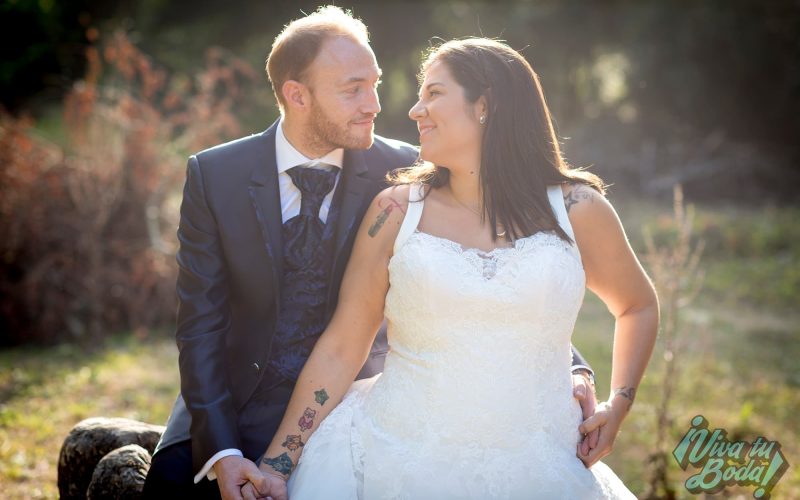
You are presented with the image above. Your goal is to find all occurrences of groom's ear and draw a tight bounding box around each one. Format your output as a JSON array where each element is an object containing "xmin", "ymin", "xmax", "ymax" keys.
[{"xmin": 282, "ymin": 80, "xmax": 309, "ymax": 111}]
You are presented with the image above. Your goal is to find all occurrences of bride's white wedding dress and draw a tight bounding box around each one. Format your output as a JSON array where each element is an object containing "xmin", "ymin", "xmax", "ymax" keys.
[{"xmin": 287, "ymin": 184, "xmax": 636, "ymax": 499}]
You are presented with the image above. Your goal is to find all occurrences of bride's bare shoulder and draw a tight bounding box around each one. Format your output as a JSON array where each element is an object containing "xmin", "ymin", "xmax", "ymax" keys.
[
  {"xmin": 559, "ymin": 181, "xmax": 628, "ymax": 249},
  {"xmin": 560, "ymin": 182, "xmax": 606, "ymax": 215},
  {"xmin": 361, "ymin": 184, "xmax": 414, "ymax": 241},
  {"xmin": 375, "ymin": 183, "xmax": 413, "ymax": 208}
]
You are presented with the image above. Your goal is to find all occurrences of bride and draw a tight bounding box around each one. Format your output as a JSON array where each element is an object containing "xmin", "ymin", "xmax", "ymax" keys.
[{"xmin": 248, "ymin": 38, "xmax": 659, "ymax": 499}]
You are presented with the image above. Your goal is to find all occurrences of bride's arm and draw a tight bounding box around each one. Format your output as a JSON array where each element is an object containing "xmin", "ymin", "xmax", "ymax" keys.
[
  {"xmin": 563, "ymin": 183, "xmax": 660, "ymax": 467},
  {"xmin": 256, "ymin": 186, "xmax": 410, "ymax": 485}
]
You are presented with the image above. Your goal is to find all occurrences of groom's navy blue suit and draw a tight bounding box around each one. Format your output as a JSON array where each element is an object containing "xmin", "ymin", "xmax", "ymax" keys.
[
  {"xmin": 144, "ymin": 121, "xmax": 419, "ymax": 494},
  {"xmin": 144, "ymin": 120, "xmax": 592, "ymax": 495}
]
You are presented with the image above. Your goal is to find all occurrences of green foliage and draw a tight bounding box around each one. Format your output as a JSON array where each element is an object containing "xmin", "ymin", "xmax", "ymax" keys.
[
  {"xmin": 571, "ymin": 194, "xmax": 800, "ymax": 498},
  {"xmin": 636, "ymin": 202, "xmax": 800, "ymax": 311},
  {"xmin": 691, "ymin": 206, "xmax": 800, "ymax": 258},
  {"xmin": 0, "ymin": 0, "xmax": 93, "ymax": 110},
  {"xmin": 704, "ymin": 256, "xmax": 800, "ymax": 312},
  {"xmin": 573, "ymin": 293, "xmax": 800, "ymax": 499}
]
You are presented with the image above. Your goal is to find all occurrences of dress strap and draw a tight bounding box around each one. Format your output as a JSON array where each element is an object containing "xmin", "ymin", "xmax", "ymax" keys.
[
  {"xmin": 547, "ymin": 184, "xmax": 582, "ymax": 261},
  {"xmin": 393, "ymin": 183, "xmax": 426, "ymax": 255}
]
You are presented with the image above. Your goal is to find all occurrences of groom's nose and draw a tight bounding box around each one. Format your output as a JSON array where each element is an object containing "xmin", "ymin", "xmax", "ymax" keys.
[{"xmin": 362, "ymin": 86, "xmax": 381, "ymax": 116}]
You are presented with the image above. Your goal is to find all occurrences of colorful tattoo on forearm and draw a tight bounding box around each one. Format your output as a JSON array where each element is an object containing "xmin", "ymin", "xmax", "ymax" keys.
[
  {"xmin": 368, "ymin": 198, "xmax": 406, "ymax": 237},
  {"xmin": 314, "ymin": 388, "xmax": 329, "ymax": 406},
  {"xmin": 281, "ymin": 434, "xmax": 306, "ymax": 452},
  {"xmin": 298, "ymin": 407, "xmax": 316, "ymax": 432},
  {"xmin": 262, "ymin": 452, "xmax": 294, "ymax": 476},
  {"xmin": 564, "ymin": 184, "xmax": 595, "ymax": 213}
]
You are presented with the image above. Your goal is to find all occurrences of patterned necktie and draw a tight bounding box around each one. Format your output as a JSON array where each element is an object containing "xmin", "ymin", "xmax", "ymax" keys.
[{"xmin": 283, "ymin": 163, "xmax": 339, "ymax": 268}]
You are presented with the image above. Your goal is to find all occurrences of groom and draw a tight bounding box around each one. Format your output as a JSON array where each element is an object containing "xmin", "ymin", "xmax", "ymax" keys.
[{"xmin": 143, "ymin": 6, "xmax": 597, "ymax": 499}]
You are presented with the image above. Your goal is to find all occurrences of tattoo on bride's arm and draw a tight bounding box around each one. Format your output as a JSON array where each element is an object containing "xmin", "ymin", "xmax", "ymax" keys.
[
  {"xmin": 298, "ymin": 407, "xmax": 316, "ymax": 432},
  {"xmin": 281, "ymin": 434, "xmax": 306, "ymax": 452},
  {"xmin": 262, "ymin": 452, "xmax": 295, "ymax": 476},
  {"xmin": 563, "ymin": 183, "xmax": 595, "ymax": 214},
  {"xmin": 314, "ymin": 388, "xmax": 329, "ymax": 406},
  {"xmin": 612, "ymin": 386, "xmax": 636, "ymax": 410},
  {"xmin": 368, "ymin": 198, "xmax": 406, "ymax": 238}
]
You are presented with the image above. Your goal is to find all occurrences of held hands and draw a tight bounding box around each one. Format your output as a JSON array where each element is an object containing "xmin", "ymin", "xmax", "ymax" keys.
[
  {"xmin": 213, "ymin": 456, "xmax": 270, "ymax": 500},
  {"xmin": 241, "ymin": 462, "xmax": 289, "ymax": 500},
  {"xmin": 576, "ymin": 390, "xmax": 633, "ymax": 468},
  {"xmin": 571, "ymin": 372, "xmax": 600, "ymax": 465},
  {"xmin": 213, "ymin": 455, "xmax": 287, "ymax": 500},
  {"xmin": 239, "ymin": 460, "xmax": 290, "ymax": 500}
]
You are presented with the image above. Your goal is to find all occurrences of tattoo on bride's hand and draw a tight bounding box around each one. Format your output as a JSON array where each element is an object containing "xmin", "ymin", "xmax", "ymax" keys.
[
  {"xmin": 262, "ymin": 452, "xmax": 295, "ymax": 476},
  {"xmin": 368, "ymin": 198, "xmax": 405, "ymax": 237}
]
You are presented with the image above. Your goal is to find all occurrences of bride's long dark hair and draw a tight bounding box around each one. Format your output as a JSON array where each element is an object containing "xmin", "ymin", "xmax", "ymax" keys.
[{"xmin": 391, "ymin": 38, "xmax": 606, "ymax": 243}]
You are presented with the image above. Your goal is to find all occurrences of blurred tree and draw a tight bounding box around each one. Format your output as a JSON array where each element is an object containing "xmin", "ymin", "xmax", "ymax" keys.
[
  {"xmin": 629, "ymin": 2, "xmax": 799, "ymax": 148},
  {"xmin": 2, "ymin": 0, "xmax": 798, "ymax": 196},
  {"xmin": 0, "ymin": 0, "xmax": 116, "ymax": 112}
]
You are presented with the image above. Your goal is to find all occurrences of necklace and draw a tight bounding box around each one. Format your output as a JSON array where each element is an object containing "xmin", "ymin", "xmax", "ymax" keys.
[
  {"xmin": 449, "ymin": 189, "xmax": 482, "ymax": 216},
  {"xmin": 448, "ymin": 188, "xmax": 507, "ymax": 238}
]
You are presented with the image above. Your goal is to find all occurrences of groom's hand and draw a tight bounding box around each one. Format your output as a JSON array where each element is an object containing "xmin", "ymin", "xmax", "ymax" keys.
[
  {"xmin": 214, "ymin": 456, "xmax": 269, "ymax": 500},
  {"xmin": 240, "ymin": 472, "xmax": 287, "ymax": 500},
  {"xmin": 576, "ymin": 397, "xmax": 627, "ymax": 468},
  {"xmin": 239, "ymin": 463, "xmax": 288, "ymax": 500},
  {"xmin": 572, "ymin": 371, "xmax": 600, "ymax": 466}
]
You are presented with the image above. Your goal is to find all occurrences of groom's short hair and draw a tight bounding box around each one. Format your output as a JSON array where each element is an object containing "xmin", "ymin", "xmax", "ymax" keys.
[{"xmin": 266, "ymin": 5, "xmax": 370, "ymax": 110}]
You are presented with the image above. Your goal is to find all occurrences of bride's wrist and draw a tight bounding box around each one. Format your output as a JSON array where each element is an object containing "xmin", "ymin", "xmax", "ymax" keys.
[
  {"xmin": 606, "ymin": 385, "xmax": 636, "ymax": 416},
  {"xmin": 260, "ymin": 452, "xmax": 294, "ymax": 481}
]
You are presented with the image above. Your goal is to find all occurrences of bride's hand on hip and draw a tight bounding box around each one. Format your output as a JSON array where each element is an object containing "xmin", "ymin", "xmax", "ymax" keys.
[{"xmin": 576, "ymin": 397, "xmax": 629, "ymax": 468}]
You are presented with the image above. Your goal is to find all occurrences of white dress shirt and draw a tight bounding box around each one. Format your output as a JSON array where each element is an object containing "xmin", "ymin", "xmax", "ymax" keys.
[
  {"xmin": 277, "ymin": 119, "xmax": 343, "ymax": 223},
  {"xmin": 194, "ymin": 119, "xmax": 344, "ymax": 483}
]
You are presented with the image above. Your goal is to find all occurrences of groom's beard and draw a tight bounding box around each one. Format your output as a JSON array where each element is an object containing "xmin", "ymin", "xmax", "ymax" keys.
[{"xmin": 306, "ymin": 99, "xmax": 374, "ymax": 152}]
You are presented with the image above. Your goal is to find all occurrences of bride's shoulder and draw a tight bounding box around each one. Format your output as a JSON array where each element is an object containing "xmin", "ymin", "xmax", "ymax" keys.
[
  {"xmin": 560, "ymin": 181, "xmax": 605, "ymax": 208},
  {"xmin": 559, "ymin": 182, "xmax": 624, "ymax": 243},
  {"xmin": 360, "ymin": 184, "xmax": 414, "ymax": 242},
  {"xmin": 376, "ymin": 183, "xmax": 414, "ymax": 207},
  {"xmin": 372, "ymin": 184, "xmax": 415, "ymax": 216}
]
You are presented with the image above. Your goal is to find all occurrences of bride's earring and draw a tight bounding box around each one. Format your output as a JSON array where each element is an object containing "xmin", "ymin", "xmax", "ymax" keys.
[
  {"xmin": 496, "ymin": 224, "xmax": 507, "ymax": 239},
  {"xmin": 479, "ymin": 115, "xmax": 486, "ymax": 124}
]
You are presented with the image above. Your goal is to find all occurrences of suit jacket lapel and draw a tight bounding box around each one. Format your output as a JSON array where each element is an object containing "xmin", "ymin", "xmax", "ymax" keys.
[
  {"xmin": 331, "ymin": 148, "xmax": 372, "ymax": 277},
  {"xmin": 248, "ymin": 122, "xmax": 283, "ymax": 305}
]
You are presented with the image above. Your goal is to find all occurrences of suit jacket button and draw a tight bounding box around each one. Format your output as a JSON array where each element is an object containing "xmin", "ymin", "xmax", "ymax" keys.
[{"xmin": 252, "ymin": 362, "xmax": 260, "ymax": 372}]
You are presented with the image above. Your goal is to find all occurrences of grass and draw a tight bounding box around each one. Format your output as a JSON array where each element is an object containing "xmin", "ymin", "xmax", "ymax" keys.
[
  {"xmin": 576, "ymin": 196, "xmax": 800, "ymax": 498},
  {"xmin": 1, "ymin": 198, "xmax": 798, "ymax": 499},
  {"xmin": 573, "ymin": 294, "xmax": 800, "ymax": 499},
  {"xmin": 0, "ymin": 334, "xmax": 179, "ymax": 499}
]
